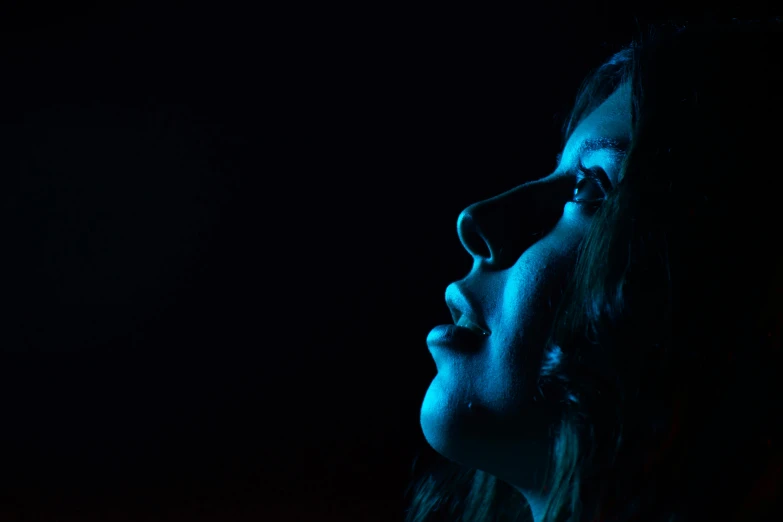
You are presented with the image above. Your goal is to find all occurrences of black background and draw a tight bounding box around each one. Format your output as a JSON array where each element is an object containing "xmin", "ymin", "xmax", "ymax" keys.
[{"xmin": 0, "ymin": 5, "xmax": 689, "ymax": 521}]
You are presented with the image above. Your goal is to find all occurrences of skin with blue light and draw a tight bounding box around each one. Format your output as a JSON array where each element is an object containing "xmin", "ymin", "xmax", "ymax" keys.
[{"xmin": 420, "ymin": 82, "xmax": 632, "ymax": 522}]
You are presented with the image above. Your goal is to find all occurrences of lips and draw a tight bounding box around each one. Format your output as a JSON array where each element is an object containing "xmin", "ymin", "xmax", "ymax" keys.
[
  {"xmin": 445, "ymin": 283, "xmax": 491, "ymax": 337},
  {"xmin": 455, "ymin": 313, "xmax": 490, "ymax": 337}
]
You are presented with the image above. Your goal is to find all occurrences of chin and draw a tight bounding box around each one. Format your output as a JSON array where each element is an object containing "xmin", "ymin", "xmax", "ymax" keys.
[
  {"xmin": 419, "ymin": 373, "xmax": 477, "ymax": 463},
  {"xmin": 420, "ymin": 373, "xmax": 557, "ymax": 491}
]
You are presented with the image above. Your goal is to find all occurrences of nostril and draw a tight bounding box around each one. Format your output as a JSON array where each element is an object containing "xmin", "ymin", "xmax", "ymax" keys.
[
  {"xmin": 457, "ymin": 211, "xmax": 492, "ymax": 260},
  {"xmin": 469, "ymin": 230, "xmax": 492, "ymax": 260}
]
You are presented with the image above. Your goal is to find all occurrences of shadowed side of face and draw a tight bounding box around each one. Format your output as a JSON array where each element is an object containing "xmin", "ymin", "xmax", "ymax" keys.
[{"xmin": 420, "ymin": 82, "xmax": 632, "ymax": 499}]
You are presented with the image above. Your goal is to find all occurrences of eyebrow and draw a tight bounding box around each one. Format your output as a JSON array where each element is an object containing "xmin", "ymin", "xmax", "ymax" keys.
[{"xmin": 554, "ymin": 137, "xmax": 629, "ymax": 168}]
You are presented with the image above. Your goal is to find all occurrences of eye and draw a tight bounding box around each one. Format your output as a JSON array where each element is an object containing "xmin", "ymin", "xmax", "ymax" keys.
[
  {"xmin": 572, "ymin": 177, "xmax": 603, "ymax": 203},
  {"xmin": 571, "ymin": 165, "xmax": 610, "ymax": 205}
]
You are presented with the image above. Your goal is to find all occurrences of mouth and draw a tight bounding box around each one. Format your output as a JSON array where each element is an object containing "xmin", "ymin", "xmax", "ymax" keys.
[
  {"xmin": 451, "ymin": 309, "xmax": 491, "ymax": 337},
  {"xmin": 446, "ymin": 284, "xmax": 491, "ymax": 337}
]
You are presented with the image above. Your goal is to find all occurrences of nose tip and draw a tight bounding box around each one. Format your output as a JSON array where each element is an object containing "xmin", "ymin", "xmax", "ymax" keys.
[{"xmin": 457, "ymin": 205, "xmax": 494, "ymax": 261}]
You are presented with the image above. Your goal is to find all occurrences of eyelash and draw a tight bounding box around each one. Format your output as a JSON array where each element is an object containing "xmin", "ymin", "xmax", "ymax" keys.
[{"xmin": 571, "ymin": 163, "xmax": 611, "ymax": 207}]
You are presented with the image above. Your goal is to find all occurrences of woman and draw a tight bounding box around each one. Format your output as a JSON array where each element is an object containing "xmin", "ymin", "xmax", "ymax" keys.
[{"xmin": 408, "ymin": 18, "xmax": 783, "ymax": 522}]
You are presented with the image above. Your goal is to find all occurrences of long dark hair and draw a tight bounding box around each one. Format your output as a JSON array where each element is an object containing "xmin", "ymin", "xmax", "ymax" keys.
[{"xmin": 407, "ymin": 18, "xmax": 783, "ymax": 522}]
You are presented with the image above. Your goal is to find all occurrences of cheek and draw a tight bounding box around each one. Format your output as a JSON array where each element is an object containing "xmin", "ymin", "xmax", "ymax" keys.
[
  {"xmin": 495, "ymin": 231, "xmax": 583, "ymax": 378},
  {"xmin": 502, "ymin": 240, "xmax": 579, "ymax": 335}
]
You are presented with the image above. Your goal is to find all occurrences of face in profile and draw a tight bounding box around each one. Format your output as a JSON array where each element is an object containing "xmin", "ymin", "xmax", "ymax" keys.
[{"xmin": 420, "ymin": 82, "xmax": 632, "ymax": 500}]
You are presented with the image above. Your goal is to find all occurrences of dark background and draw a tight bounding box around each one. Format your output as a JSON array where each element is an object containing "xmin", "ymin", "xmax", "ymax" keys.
[{"xmin": 0, "ymin": 5, "xmax": 688, "ymax": 521}]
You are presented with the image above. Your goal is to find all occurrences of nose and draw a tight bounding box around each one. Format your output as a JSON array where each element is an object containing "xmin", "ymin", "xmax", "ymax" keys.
[{"xmin": 457, "ymin": 175, "xmax": 572, "ymax": 268}]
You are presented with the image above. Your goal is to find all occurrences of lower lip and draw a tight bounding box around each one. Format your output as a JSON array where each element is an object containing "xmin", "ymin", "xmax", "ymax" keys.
[{"xmin": 427, "ymin": 324, "xmax": 487, "ymax": 352}]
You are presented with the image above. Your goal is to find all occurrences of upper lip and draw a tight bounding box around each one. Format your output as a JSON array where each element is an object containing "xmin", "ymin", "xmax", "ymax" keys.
[{"xmin": 445, "ymin": 283, "xmax": 491, "ymax": 336}]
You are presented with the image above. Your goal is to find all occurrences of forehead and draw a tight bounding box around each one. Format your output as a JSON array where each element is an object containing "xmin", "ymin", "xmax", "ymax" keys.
[{"xmin": 557, "ymin": 82, "xmax": 632, "ymax": 169}]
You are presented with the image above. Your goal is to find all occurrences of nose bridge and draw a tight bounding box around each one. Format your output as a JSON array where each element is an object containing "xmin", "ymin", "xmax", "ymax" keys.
[{"xmin": 457, "ymin": 176, "xmax": 568, "ymax": 267}]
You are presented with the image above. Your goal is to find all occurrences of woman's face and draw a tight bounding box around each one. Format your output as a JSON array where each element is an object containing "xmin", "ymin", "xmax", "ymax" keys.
[{"xmin": 420, "ymin": 83, "xmax": 632, "ymax": 497}]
